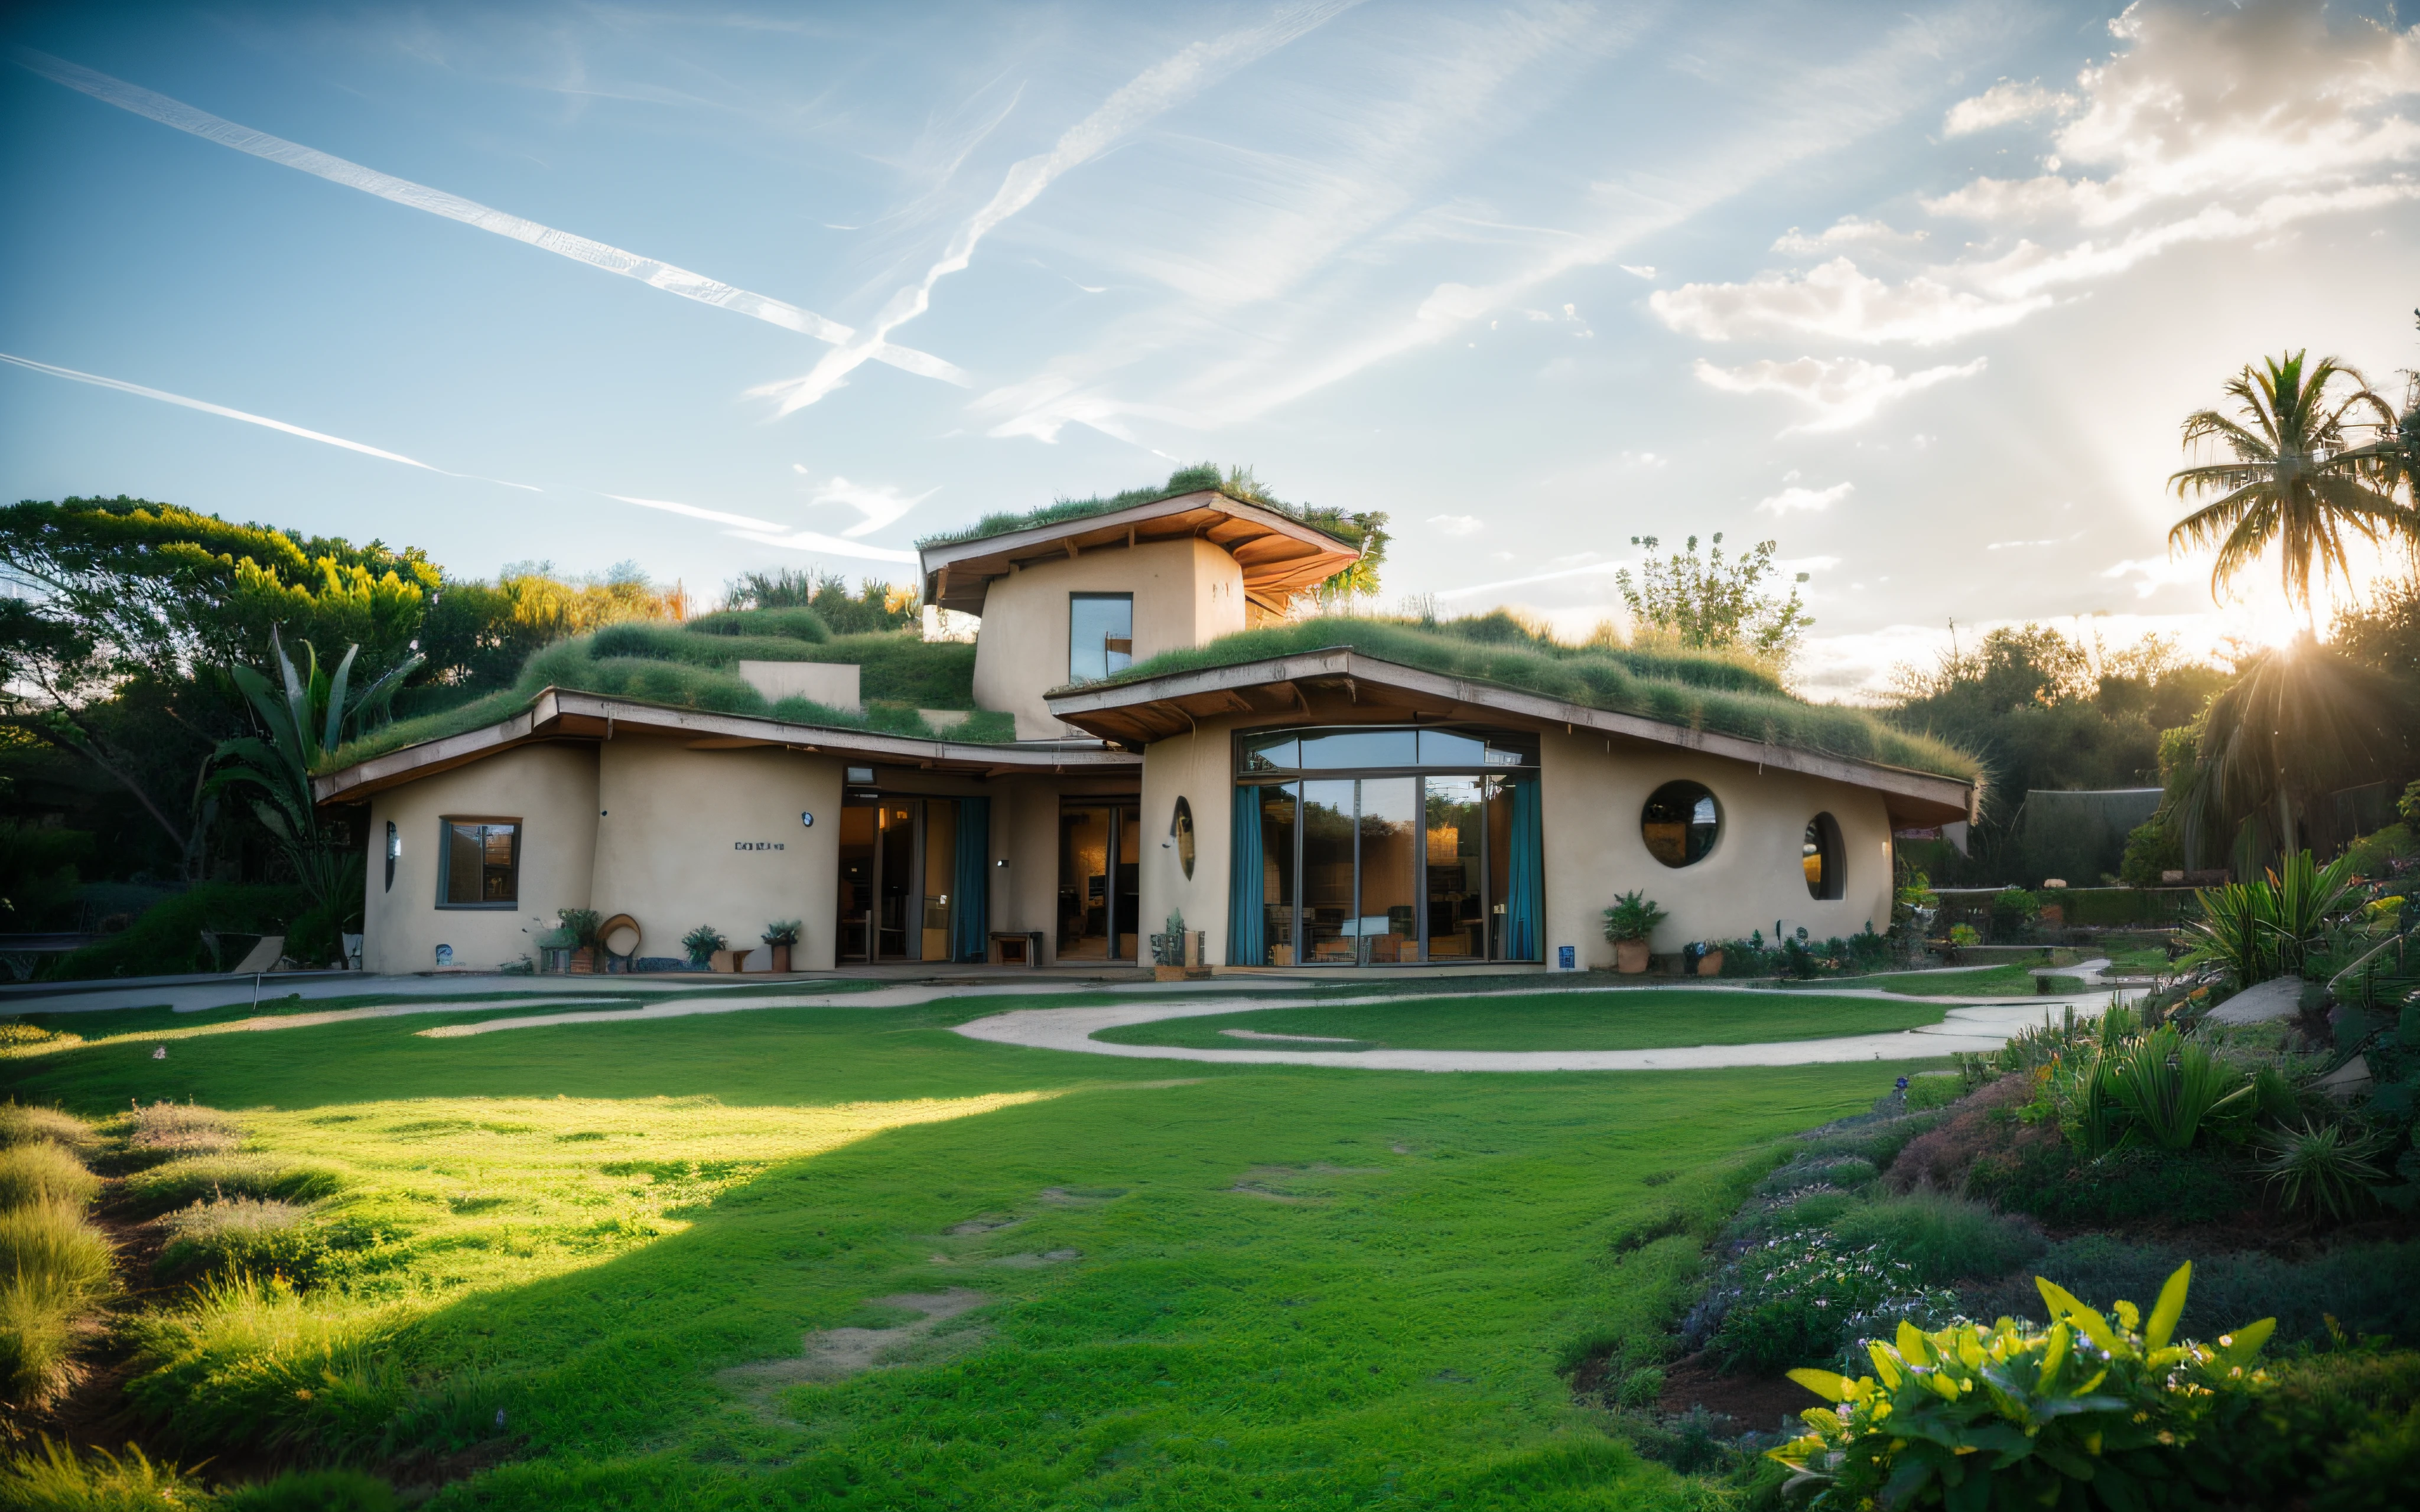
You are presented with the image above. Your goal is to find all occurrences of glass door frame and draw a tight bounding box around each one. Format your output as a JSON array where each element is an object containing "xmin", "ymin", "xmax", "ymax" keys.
[
  {"xmin": 838, "ymin": 793, "xmax": 933, "ymax": 964},
  {"xmin": 1057, "ymin": 796, "xmax": 1141, "ymax": 962}
]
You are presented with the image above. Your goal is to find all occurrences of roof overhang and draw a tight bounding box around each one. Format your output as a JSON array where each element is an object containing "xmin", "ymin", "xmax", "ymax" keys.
[
  {"xmin": 1045, "ymin": 649, "xmax": 1978, "ymax": 827},
  {"xmin": 918, "ymin": 490, "xmax": 1362, "ymax": 618},
  {"xmin": 311, "ymin": 688, "xmax": 1139, "ymax": 804}
]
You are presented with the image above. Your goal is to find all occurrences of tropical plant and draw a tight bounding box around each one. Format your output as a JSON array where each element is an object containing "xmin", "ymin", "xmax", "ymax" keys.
[
  {"xmin": 1771, "ymin": 1263, "xmax": 2276, "ymax": 1511},
  {"xmin": 2189, "ymin": 877, "xmax": 2279, "ymax": 986},
  {"xmin": 1602, "ymin": 891, "xmax": 1666, "ymax": 944},
  {"xmin": 761, "ymin": 920, "xmax": 802, "ymax": 949},
  {"xmin": 2256, "ymin": 1119, "xmax": 2385, "ymax": 1221},
  {"xmin": 206, "ymin": 630, "xmax": 422, "ymax": 916},
  {"xmin": 557, "ymin": 909, "xmax": 603, "ymax": 949},
  {"xmin": 2098, "ymin": 1026, "xmax": 2258, "ymax": 1153},
  {"xmin": 680, "ymin": 925, "xmax": 725, "ymax": 963},
  {"xmin": 2184, "ymin": 850, "xmax": 2360, "ymax": 985},
  {"xmin": 2167, "ymin": 351, "xmax": 2406, "ymax": 621}
]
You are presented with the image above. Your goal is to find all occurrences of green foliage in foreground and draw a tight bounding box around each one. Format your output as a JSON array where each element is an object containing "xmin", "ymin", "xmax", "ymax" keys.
[
  {"xmin": 1775, "ymin": 1265, "xmax": 2274, "ymax": 1511},
  {"xmin": 4, "ymin": 988, "xmax": 1936, "ymax": 1507},
  {"xmin": 1089, "ymin": 614, "xmax": 1981, "ymax": 780},
  {"xmin": 40, "ymin": 883, "xmax": 305, "ymax": 981},
  {"xmin": 1094, "ymin": 988, "xmax": 1946, "ymax": 1052}
]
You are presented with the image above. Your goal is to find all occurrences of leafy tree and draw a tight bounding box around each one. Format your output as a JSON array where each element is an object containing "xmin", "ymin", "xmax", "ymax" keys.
[
  {"xmin": 1614, "ymin": 532, "xmax": 1811, "ymax": 662},
  {"xmin": 2167, "ymin": 351, "xmax": 2407, "ymax": 624},
  {"xmin": 418, "ymin": 562, "xmax": 689, "ymax": 693},
  {"xmin": 0, "ymin": 497, "xmax": 437, "ymax": 865}
]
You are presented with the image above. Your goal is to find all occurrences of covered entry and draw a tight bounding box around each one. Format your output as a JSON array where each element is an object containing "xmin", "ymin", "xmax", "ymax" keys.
[
  {"xmin": 836, "ymin": 793, "xmax": 991, "ymax": 963},
  {"xmin": 1058, "ymin": 799, "xmax": 1141, "ymax": 960}
]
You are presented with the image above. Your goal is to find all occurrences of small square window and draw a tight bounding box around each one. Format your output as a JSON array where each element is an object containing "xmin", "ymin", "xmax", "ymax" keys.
[
  {"xmin": 1069, "ymin": 593, "xmax": 1134, "ymax": 685},
  {"xmin": 438, "ymin": 818, "xmax": 520, "ymax": 907}
]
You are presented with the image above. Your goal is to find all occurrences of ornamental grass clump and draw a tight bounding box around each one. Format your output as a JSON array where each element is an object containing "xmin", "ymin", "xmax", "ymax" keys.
[
  {"xmin": 1770, "ymin": 1262, "xmax": 2273, "ymax": 1510},
  {"xmin": 126, "ymin": 1102, "xmax": 242, "ymax": 1157},
  {"xmin": 0, "ymin": 1142, "xmax": 101, "ymax": 1210}
]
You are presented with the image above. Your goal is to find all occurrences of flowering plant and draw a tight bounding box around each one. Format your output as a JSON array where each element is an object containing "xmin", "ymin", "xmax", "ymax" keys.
[{"xmin": 1770, "ymin": 1262, "xmax": 2273, "ymax": 1510}]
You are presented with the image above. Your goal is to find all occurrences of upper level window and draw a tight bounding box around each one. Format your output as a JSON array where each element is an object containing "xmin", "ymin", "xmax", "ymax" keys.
[
  {"xmin": 439, "ymin": 818, "xmax": 520, "ymax": 907},
  {"xmin": 1237, "ymin": 725, "xmax": 1537, "ymax": 774},
  {"xmin": 1069, "ymin": 594, "xmax": 1134, "ymax": 685}
]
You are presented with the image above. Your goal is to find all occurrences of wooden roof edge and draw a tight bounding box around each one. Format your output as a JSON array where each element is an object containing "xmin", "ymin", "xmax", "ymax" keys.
[
  {"xmin": 1045, "ymin": 651, "xmax": 1977, "ymax": 817},
  {"xmin": 918, "ymin": 491, "xmax": 1360, "ymax": 591},
  {"xmin": 310, "ymin": 689, "xmax": 1138, "ymax": 804}
]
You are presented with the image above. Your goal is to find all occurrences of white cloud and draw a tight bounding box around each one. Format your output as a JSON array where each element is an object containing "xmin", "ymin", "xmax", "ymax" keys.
[
  {"xmin": 1770, "ymin": 216, "xmax": 1928, "ymax": 256},
  {"xmin": 1618, "ymin": 264, "xmax": 1656, "ymax": 278},
  {"xmin": 2102, "ymin": 554, "xmax": 2207, "ymax": 599},
  {"xmin": 1429, "ymin": 513, "xmax": 1483, "ymax": 536},
  {"xmin": 1651, "ymin": 258, "xmax": 2046, "ymax": 345},
  {"xmin": 1943, "ymin": 79, "xmax": 2076, "ymax": 136},
  {"xmin": 1692, "ymin": 354, "xmax": 1986, "ymax": 434},
  {"xmin": 1756, "ymin": 480, "xmax": 1853, "ymax": 514},
  {"xmin": 796, "ymin": 472, "xmax": 938, "ymax": 539}
]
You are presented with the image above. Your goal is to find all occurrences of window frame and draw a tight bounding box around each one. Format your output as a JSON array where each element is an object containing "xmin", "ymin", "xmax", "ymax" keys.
[
  {"xmin": 1067, "ymin": 592, "xmax": 1136, "ymax": 686},
  {"xmin": 1803, "ymin": 811, "xmax": 1846, "ymax": 901},
  {"xmin": 435, "ymin": 815, "xmax": 523, "ymax": 910}
]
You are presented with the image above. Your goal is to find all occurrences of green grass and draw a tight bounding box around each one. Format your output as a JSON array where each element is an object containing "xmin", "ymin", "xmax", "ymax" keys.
[
  {"xmin": 1866, "ymin": 964, "xmax": 2058, "ymax": 997},
  {"xmin": 2, "ymin": 988, "xmax": 1946, "ymax": 1507},
  {"xmin": 1092, "ymin": 988, "xmax": 1946, "ymax": 1052}
]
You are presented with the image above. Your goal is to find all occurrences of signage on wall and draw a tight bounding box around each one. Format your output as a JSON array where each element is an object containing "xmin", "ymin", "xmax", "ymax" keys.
[
  {"xmin": 1557, "ymin": 944, "xmax": 1576, "ymax": 970},
  {"xmin": 734, "ymin": 841, "xmax": 788, "ymax": 852}
]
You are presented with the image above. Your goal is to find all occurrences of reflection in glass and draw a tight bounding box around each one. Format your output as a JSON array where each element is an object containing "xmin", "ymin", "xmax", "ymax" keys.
[
  {"xmin": 1068, "ymin": 594, "xmax": 1134, "ymax": 685},
  {"xmin": 1116, "ymin": 801, "xmax": 1141, "ymax": 959},
  {"xmin": 1058, "ymin": 805, "xmax": 1113, "ymax": 959},
  {"xmin": 1242, "ymin": 734, "xmax": 1299, "ymax": 772},
  {"xmin": 1485, "ymin": 777, "xmax": 1515, "ymax": 958},
  {"xmin": 1298, "ymin": 729, "xmax": 1419, "ymax": 768},
  {"xmin": 877, "ymin": 802, "xmax": 916, "ymax": 959},
  {"xmin": 1357, "ymin": 778, "xmax": 1417, "ymax": 963},
  {"xmin": 921, "ymin": 800, "xmax": 956, "ymax": 961},
  {"xmin": 1258, "ymin": 784, "xmax": 1297, "ymax": 965},
  {"xmin": 836, "ymin": 802, "xmax": 875, "ymax": 962},
  {"xmin": 1425, "ymin": 777, "xmax": 1484, "ymax": 960},
  {"xmin": 1416, "ymin": 729, "xmax": 1486, "ymax": 767},
  {"xmin": 1642, "ymin": 780, "xmax": 1721, "ymax": 868},
  {"xmin": 1301, "ymin": 780, "xmax": 1357, "ymax": 964},
  {"xmin": 441, "ymin": 820, "xmax": 519, "ymax": 906},
  {"xmin": 1803, "ymin": 812, "xmax": 1843, "ymax": 900}
]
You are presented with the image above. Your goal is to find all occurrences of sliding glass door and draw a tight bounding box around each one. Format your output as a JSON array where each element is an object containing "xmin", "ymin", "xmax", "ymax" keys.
[{"xmin": 1058, "ymin": 800, "xmax": 1141, "ymax": 960}]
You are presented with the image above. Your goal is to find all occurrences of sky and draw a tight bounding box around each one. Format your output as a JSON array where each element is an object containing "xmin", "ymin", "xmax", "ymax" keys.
[{"xmin": 2, "ymin": 0, "xmax": 2415, "ymax": 699}]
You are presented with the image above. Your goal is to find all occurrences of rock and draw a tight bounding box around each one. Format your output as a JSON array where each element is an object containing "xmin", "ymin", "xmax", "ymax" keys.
[
  {"xmin": 2206, "ymin": 976, "xmax": 2303, "ymax": 1025},
  {"xmin": 2315, "ymin": 1055, "xmax": 2374, "ymax": 1100}
]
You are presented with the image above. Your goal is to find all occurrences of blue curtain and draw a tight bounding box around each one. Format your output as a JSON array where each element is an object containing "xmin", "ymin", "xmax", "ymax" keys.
[
  {"xmin": 1506, "ymin": 778, "xmax": 1543, "ymax": 960},
  {"xmin": 1228, "ymin": 787, "xmax": 1263, "ymax": 966},
  {"xmin": 951, "ymin": 797, "xmax": 990, "ymax": 962}
]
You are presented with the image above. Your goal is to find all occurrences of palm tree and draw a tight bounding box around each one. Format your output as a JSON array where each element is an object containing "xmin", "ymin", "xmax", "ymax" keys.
[{"xmin": 2168, "ymin": 351, "xmax": 2408, "ymax": 625}]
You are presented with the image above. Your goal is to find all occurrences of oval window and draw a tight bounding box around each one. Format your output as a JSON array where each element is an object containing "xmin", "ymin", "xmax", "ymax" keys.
[
  {"xmin": 1172, "ymin": 796, "xmax": 1196, "ymax": 879},
  {"xmin": 1641, "ymin": 781, "xmax": 1720, "ymax": 868},
  {"xmin": 1804, "ymin": 812, "xmax": 1845, "ymax": 900}
]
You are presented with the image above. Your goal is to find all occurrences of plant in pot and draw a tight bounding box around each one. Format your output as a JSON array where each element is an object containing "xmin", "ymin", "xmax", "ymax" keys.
[
  {"xmin": 762, "ymin": 920, "xmax": 802, "ymax": 973},
  {"xmin": 1150, "ymin": 911, "xmax": 1196, "ymax": 981},
  {"xmin": 535, "ymin": 924, "xmax": 578, "ymax": 975},
  {"xmin": 681, "ymin": 925, "xmax": 726, "ymax": 972},
  {"xmin": 558, "ymin": 908, "xmax": 603, "ymax": 974},
  {"xmin": 1602, "ymin": 891, "xmax": 1666, "ymax": 974}
]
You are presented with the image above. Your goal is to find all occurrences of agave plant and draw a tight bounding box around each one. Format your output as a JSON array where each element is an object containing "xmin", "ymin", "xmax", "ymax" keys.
[
  {"xmin": 206, "ymin": 629, "xmax": 422, "ymax": 913},
  {"xmin": 2255, "ymin": 1117, "xmax": 2385, "ymax": 1221},
  {"xmin": 2102, "ymin": 1027, "xmax": 2258, "ymax": 1153},
  {"xmin": 2182, "ymin": 849, "xmax": 2360, "ymax": 986}
]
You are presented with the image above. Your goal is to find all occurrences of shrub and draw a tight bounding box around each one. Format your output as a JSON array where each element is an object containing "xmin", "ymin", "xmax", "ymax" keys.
[
  {"xmin": 154, "ymin": 1199, "xmax": 327, "ymax": 1287},
  {"xmin": 0, "ymin": 1437, "xmax": 213, "ymax": 1511},
  {"xmin": 1902, "ymin": 1073, "xmax": 1964, "ymax": 1112},
  {"xmin": 1, "ymin": 1272, "xmax": 87, "ymax": 1413},
  {"xmin": 1957, "ymin": 1235, "xmax": 2420, "ymax": 1350},
  {"xmin": 0, "ymin": 1142, "xmax": 100, "ymax": 1210},
  {"xmin": 1770, "ymin": 1263, "xmax": 2276, "ymax": 1511},
  {"xmin": 119, "ymin": 1155, "xmax": 346, "ymax": 1215},
  {"xmin": 1884, "ymin": 1073, "xmax": 2047, "ymax": 1194},
  {"xmin": 1972, "ymin": 1142, "xmax": 2248, "ymax": 1227},
  {"xmin": 1755, "ymin": 1155, "xmax": 1876, "ymax": 1200},
  {"xmin": 125, "ymin": 1103, "xmax": 241, "ymax": 1158},
  {"xmin": 2088, "ymin": 1025, "xmax": 2256, "ymax": 1153},
  {"xmin": 40, "ymin": 882, "xmax": 308, "ymax": 980},
  {"xmin": 1830, "ymin": 1192, "xmax": 2044, "ymax": 1286},
  {"xmin": 0, "ymin": 1201, "xmax": 116, "ymax": 1302},
  {"xmin": 0, "ymin": 1103, "xmax": 93, "ymax": 1151},
  {"xmin": 2256, "ymin": 1118, "xmax": 2386, "ymax": 1221},
  {"xmin": 1726, "ymin": 1188, "xmax": 1859, "ymax": 1243},
  {"xmin": 1700, "ymin": 1230, "xmax": 1955, "ymax": 1374},
  {"xmin": 220, "ymin": 1468, "xmax": 402, "ymax": 1511},
  {"xmin": 125, "ymin": 1277, "xmax": 412, "ymax": 1456}
]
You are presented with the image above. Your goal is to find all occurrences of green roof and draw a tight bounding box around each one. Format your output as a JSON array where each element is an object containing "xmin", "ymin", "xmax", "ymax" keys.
[
  {"xmin": 1065, "ymin": 614, "xmax": 1982, "ymax": 783},
  {"xmin": 914, "ymin": 464, "xmax": 1364, "ymax": 552}
]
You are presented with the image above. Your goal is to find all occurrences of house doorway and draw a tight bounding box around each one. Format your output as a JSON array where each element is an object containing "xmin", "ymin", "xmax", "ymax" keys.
[
  {"xmin": 837, "ymin": 796, "xmax": 962, "ymax": 963},
  {"xmin": 1058, "ymin": 799, "xmax": 1140, "ymax": 960}
]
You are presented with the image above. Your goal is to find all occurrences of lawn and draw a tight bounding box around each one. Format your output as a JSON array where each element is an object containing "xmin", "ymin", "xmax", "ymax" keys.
[
  {"xmin": 1091, "ymin": 988, "xmax": 1946, "ymax": 1052},
  {"xmin": 5, "ymin": 988, "xmax": 1946, "ymax": 1508},
  {"xmin": 1864, "ymin": 964, "xmax": 2059, "ymax": 996}
]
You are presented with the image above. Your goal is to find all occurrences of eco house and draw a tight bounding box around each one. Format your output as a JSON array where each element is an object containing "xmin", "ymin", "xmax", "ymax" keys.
[{"xmin": 317, "ymin": 483, "xmax": 1977, "ymax": 975}]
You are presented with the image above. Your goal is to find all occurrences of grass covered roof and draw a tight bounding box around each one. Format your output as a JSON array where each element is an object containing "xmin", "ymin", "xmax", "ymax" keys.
[
  {"xmin": 914, "ymin": 463, "xmax": 1366, "ymax": 552},
  {"xmin": 321, "ymin": 608, "xmax": 1011, "ymax": 772},
  {"xmin": 1068, "ymin": 612, "xmax": 1981, "ymax": 783}
]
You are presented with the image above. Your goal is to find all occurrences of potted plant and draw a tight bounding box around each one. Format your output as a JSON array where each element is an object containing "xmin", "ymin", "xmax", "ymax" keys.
[
  {"xmin": 1602, "ymin": 891, "xmax": 1666, "ymax": 974},
  {"xmin": 1150, "ymin": 911, "xmax": 1206, "ymax": 982},
  {"xmin": 535, "ymin": 924, "xmax": 577, "ymax": 975},
  {"xmin": 762, "ymin": 920, "xmax": 802, "ymax": 973},
  {"xmin": 558, "ymin": 908, "xmax": 603, "ymax": 974},
  {"xmin": 681, "ymin": 925, "xmax": 726, "ymax": 972}
]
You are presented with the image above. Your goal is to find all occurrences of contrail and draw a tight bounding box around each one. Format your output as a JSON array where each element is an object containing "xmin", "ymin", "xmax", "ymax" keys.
[
  {"xmin": 604, "ymin": 496, "xmax": 919, "ymax": 562},
  {"xmin": 0, "ymin": 350, "xmax": 536, "ymax": 487},
  {"xmin": 12, "ymin": 47, "xmax": 968, "ymax": 386},
  {"xmin": 752, "ymin": 0, "xmax": 1362, "ymax": 415}
]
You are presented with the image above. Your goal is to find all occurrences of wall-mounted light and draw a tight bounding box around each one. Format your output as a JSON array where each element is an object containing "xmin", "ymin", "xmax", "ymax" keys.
[{"xmin": 801, "ymin": 811, "xmax": 815, "ymax": 827}]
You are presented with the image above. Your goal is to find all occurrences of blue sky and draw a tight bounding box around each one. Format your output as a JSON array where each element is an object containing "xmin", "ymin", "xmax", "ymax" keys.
[{"xmin": 3, "ymin": 0, "xmax": 2415, "ymax": 695}]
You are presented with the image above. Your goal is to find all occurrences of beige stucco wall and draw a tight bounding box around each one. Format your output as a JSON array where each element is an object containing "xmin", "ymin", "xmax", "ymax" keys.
[
  {"xmin": 971, "ymin": 539, "xmax": 1247, "ymax": 739},
  {"xmin": 1537, "ymin": 729, "xmax": 1895, "ymax": 968},
  {"xmin": 589, "ymin": 737, "xmax": 843, "ymax": 969},
  {"xmin": 1129, "ymin": 716, "xmax": 1898, "ymax": 969},
  {"xmin": 359, "ymin": 743, "xmax": 599, "ymax": 975}
]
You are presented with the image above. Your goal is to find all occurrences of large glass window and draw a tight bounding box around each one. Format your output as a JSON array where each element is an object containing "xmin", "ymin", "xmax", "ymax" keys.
[
  {"xmin": 1068, "ymin": 593, "xmax": 1134, "ymax": 685},
  {"xmin": 1058, "ymin": 800, "xmax": 1142, "ymax": 959},
  {"xmin": 1642, "ymin": 781, "xmax": 1720, "ymax": 868},
  {"xmin": 438, "ymin": 819, "xmax": 519, "ymax": 907},
  {"xmin": 1804, "ymin": 812, "xmax": 1845, "ymax": 900},
  {"xmin": 1229, "ymin": 726, "xmax": 1540, "ymax": 964}
]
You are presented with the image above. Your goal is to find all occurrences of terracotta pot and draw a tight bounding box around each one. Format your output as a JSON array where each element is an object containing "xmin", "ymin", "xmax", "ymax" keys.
[
  {"xmin": 1614, "ymin": 940, "xmax": 1651, "ymax": 974},
  {"xmin": 769, "ymin": 943, "xmax": 791, "ymax": 973},
  {"xmin": 1696, "ymin": 949, "xmax": 1724, "ymax": 977},
  {"xmin": 569, "ymin": 947, "xmax": 595, "ymax": 975}
]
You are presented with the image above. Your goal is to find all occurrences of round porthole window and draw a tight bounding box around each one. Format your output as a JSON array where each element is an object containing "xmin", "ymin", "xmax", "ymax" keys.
[
  {"xmin": 1641, "ymin": 781, "xmax": 1720, "ymax": 868},
  {"xmin": 1803, "ymin": 812, "xmax": 1844, "ymax": 900},
  {"xmin": 1171, "ymin": 796, "xmax": 1196, "ymax": 879}
]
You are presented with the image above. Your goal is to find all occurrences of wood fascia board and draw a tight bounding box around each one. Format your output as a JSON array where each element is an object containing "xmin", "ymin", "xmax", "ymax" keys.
[
  {"xmin": 918, "ymin": 492, "xmax": 1356, "ymax": 591},
  {"xmin": 313, "ymin": 689, "xmax": 1137, "ymax": 804},
  {"xmin": 1046, "ymin": 651, "xmax": 1975, "ymax": 819}
]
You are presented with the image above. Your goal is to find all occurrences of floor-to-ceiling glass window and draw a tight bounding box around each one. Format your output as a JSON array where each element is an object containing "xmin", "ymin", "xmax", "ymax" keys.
[
  {"xmin": 837, "ymin": 796, "xmax": 972, "ymax": 964},
  {"xmin": 920, "ymin": 800, "xmax": 957, "ymax": 960},
  {"xmin": 1057, "ymin": 800, "xmax": 1142, "ymax": 960},
  {"xmin": 1230, "ymin": 728, "xmax": 1541, "ymax": 966}
]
